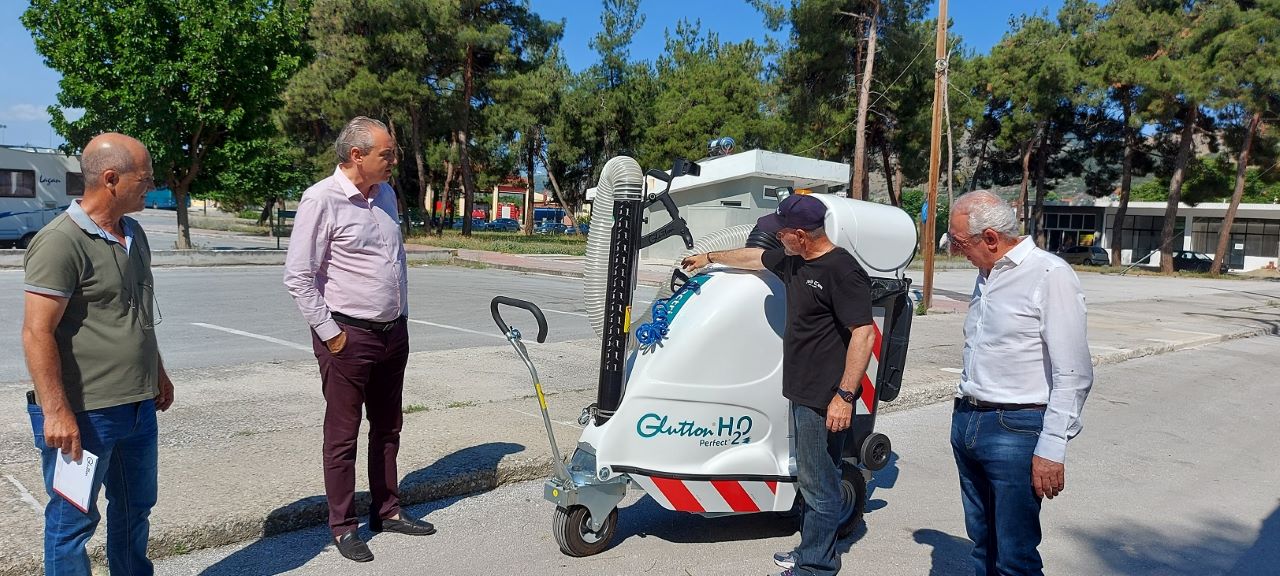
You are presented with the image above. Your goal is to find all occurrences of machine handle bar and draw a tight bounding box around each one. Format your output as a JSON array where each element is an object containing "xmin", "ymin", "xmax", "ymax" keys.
[{"xmin": 490, "ymin": 296, "xmax": 548, "ymax": 343}]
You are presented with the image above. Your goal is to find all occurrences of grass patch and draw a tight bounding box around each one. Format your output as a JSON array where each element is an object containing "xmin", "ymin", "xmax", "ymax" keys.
[
  {"xmin": 407, "ymin": 230, "xmax": 586, "ymax": 256},
  {"xmin": 445, "ymin": 400, "xmax": 477, "ymax": 409},
  {"xmin": 402, "ymin": 403, "xmax": 430, "ymax": 414},
  {"xmin": 417, "ymin": 257, "xmax": 490, "ymax": 270}
]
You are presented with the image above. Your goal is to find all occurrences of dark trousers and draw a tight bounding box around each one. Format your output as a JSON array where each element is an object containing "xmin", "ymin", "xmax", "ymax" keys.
[{"xmin": 311, "ymin": 320, "xmax": 409, "ymax": 538}]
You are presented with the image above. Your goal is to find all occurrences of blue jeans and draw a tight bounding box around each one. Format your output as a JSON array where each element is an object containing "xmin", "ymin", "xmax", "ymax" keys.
[
  {"xmin": 791, "ymin": 403, "xmax": 852, "ymax": 576},
  {"xmin": 951, "ymin": 402, "xmax": 1044, "ymax": 576},
  {"xmin": 29, "ymin": 400, "xmax": 158, "ymax": 576}
]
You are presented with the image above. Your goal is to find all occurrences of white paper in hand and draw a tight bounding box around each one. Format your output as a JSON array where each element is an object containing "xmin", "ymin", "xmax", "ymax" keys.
[{"xmin": 53, "ymin": 449, "xmax": 97, "ymax": 513}]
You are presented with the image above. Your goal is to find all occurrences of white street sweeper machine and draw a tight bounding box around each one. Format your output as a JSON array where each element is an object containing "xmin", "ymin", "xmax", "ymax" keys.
[{"xmin": 491, "ymin": 154, "xmax": 918, "ymax": 556}]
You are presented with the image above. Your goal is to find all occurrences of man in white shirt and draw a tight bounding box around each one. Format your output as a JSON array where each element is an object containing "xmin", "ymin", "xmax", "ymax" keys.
[{"xmin": 946, "ymin": 191, "xmax": 1094, "ymax": 576}]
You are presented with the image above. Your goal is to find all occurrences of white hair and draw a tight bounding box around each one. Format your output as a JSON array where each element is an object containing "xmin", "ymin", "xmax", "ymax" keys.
[
  {"xmin": 335, "ymin": 116, "xmax": 389, "ymax": 163},
  {"xmin": 954, "ymin": 190, "xmax": 1018, "ymax": 238}
]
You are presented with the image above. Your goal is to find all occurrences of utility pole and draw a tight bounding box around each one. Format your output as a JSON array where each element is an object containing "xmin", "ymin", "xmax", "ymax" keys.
[{"xmin": 922, "ymin": 0, "xmax": 948, "ymax": 313}]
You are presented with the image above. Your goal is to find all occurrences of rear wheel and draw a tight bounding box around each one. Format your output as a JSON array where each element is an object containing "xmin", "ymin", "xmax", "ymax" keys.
[
  {"xmin": 552, "ymin": 505, "xmax": 617, "ymax": 557},
  {"xmin": 17, "ymin": 233, "xmax": 36, "ymax": 249},
  {"xmin": 837, "ymin": 462, "xmax": 868, "ymax": 538}
]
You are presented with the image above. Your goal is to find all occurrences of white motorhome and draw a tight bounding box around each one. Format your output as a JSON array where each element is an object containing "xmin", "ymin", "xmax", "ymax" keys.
[{"xmin": 0, "ymin": 145, "xmax": 82, "ymax": 248}]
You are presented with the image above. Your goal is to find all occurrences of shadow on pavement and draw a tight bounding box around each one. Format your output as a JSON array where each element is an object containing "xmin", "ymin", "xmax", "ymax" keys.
[
  {"xmin": 197, "ymin": 441, "xmax": 525, "ymax": 576},
  {"xmin": 866, "ymin": 451, "xmax": 900, "ymax": 513},
  {"xmin": 1228, "ymin": 501, "xmax": 1280, "ymax": 575},
  {"xmin": 912, "ymin": 528, "xmax": 973, "ymax": 576},
  {"xmin": 1067, "ymin": 504, "xmax": 1279, "ymax": 576}
]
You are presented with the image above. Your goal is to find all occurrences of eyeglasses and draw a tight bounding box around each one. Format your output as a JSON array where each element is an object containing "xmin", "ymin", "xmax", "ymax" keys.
[{"xmin": 132, "ymin": 281, "xmax": 162, "ymax": 329}]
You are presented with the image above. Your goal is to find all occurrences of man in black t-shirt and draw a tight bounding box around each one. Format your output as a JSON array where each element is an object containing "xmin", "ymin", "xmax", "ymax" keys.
[{"xmin": 682, "ymin": 194, "xmax": 876, "ymax": 576}]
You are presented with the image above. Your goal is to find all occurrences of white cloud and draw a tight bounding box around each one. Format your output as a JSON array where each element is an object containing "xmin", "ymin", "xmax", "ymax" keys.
[{"xmin": 0, "ymin": 104, "xmax": 51, "ymax": 122}]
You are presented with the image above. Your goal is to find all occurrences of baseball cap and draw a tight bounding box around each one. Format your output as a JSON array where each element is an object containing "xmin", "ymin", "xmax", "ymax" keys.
[{"xmin": 756, "ymin": 194, "xmax": 827, "ymax": 235}]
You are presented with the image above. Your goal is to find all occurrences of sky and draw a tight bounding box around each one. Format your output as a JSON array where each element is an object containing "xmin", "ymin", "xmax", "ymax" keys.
[{"xmin": 0, "ymin": 0, "xmax": 1062, "ymax": 148}]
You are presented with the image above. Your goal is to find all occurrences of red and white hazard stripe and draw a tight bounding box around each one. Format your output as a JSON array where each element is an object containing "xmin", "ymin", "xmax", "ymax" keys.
[
  {"xmin": 630, "ymin": 475, "xmax": 797, "ymax": 513},
  {"xmin": 857, "ymin": 307, "xmax": 887, "ymax": 416}
]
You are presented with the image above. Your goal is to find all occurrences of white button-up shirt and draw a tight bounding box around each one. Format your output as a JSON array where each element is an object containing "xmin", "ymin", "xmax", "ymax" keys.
[
  {"xmin": 284, "ymin": 167, "xmax": 407, "ymax": 342},
  {"xmin": 958, "ymin": 237, "xmax": 1094, "ymax": 463}
]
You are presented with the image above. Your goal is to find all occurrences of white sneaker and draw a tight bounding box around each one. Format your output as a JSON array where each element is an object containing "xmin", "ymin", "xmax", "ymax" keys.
[{"xmin": 772, "ymin": 551, "xmax": 796, "ymax": 570}]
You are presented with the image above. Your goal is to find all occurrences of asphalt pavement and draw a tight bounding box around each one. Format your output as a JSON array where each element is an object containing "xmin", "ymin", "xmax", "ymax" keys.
[{"xmin": 150, "ymin": 336, "xmax": 1280, "ymax": 576}]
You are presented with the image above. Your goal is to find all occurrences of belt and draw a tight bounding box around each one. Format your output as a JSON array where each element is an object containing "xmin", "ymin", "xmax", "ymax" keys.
[
  {"xmin": 956, "ymin": 396, "xmax": 1046, "ymax": 411},
  {"xmin": 332, "ymin": 312, "xmax": 404, "ymax": 332}
]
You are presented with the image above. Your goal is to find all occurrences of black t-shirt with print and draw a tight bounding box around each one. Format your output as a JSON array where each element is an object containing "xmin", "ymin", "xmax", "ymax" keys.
[{"xmin": 763, "ymin": 246, "xmax": 874, "ymax": 410}]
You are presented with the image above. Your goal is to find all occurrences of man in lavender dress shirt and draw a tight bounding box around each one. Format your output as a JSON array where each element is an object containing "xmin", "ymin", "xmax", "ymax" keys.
[{"xmin": 284, "ymin": 116, "xmax": 435, "ymax": 563}]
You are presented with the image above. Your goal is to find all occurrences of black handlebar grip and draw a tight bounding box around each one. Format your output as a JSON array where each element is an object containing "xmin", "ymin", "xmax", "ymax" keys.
[
  {"xmin": 670, "ymin": 268, "xmax": 691, "ymax": 293},
  {"xmin": 490, "ymin": 296, "xmax": 549, "ymax": 343}
]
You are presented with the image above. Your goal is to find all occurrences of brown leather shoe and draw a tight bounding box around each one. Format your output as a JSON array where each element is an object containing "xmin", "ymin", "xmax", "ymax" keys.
[
  {"xmin": 371, "ymin": 512, "xmax": 436, "ymax": 536},
  {"xmin": 334, "ymin": 530, "xmax": 374, "ymax": 562}
]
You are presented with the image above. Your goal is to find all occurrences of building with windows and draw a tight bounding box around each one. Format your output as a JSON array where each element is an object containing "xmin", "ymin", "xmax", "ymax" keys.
[{"xmin": 1042, "ymin": 198, "xmax": 1280, "ymax": 271}]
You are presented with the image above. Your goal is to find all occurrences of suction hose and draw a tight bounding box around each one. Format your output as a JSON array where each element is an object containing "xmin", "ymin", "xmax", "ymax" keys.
[{"xmin": 583, "ymin": 157, "xmax": 644, "ymax": 339}]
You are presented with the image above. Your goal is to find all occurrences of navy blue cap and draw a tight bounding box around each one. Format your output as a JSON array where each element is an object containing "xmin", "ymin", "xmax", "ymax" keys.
[{"xmin": 756, "ymin": 194, "xmax": 827, "ymax": 234}]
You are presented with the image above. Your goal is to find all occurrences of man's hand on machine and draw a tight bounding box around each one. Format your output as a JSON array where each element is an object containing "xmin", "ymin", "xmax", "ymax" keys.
[
  {"xmin": 826, "ymin": 394, "xmax": 853, "ymax": 432},
  {"xmin": 681, "ymin": 253, "xmax": 711, "ymax": 271}
]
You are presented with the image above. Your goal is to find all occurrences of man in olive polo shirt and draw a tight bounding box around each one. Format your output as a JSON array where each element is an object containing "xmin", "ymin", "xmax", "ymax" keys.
[{"xmin": 22, "ymin": 133, "xmax": 175, "ymax": 576}]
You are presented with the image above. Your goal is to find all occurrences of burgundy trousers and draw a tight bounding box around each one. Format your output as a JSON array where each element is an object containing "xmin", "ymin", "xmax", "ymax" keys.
[{"xmin": 311, "ymin": 320, "xmax": 409, "ymax": 538}]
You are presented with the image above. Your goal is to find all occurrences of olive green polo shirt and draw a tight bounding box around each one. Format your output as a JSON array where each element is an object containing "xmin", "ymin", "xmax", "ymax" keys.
[{"xmin": 23, "ymin": 203, "xmax": 159, "ymax": 412}]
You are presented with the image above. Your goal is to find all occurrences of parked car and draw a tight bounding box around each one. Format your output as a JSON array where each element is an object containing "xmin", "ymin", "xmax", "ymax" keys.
[
  {"xmin": 534, "ymin": 221, "xmax": 566, "ymax": 235},
  {"xmin": 562, "ymin": 222, "xmax": 589, "ymax": 236},
  {"xmin": 487, "ymin": 218, "xmax": 521, "ymax": 232},
  {"xmin": 1057, "ymin": 245, "xmax": 1110, "ymax": 266},
  {"xmin": 451, "ymin": 218, "xmax": 489, "ymax": 231},
  {"xmin": 1171, "ymin": 250, "xmax": 1230, "ymax": 273}
]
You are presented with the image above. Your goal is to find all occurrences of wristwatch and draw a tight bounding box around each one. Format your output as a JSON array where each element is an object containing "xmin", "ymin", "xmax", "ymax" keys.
[{"xmin": 836, "ymin": 388, "xmax": 857, "ymax": 403}]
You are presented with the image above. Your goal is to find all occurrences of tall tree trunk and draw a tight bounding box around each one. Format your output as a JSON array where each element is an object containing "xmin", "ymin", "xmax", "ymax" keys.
[
  {"xmin": 435, "ymin": 142, "xmax": 457, "ymax": 237},
  {"xmin": 387, "ymin": 117, "xmax": 409, "ymax": 237},
  {"xmin": 458, "ymin": 45, "xmax": 478, "ymax": 236},
  {"xmin": 1212, "ymin": 110, "xmax": 1261, "ymax": 275},
  {"xmin": 524, "ymin": 127, "xmax": 538, "ymax": 236},
  {"xmin": 1033, "ymin": 120, "xmax": 1050, "ymax": 247},
  {"xmin": 1159, "ymin": 103, "xmax": 1199, "ymax": 274},
  {"xmin": 1017, "ymin": 135, "xmax": 1035, "ymax": 234},
  {"xmin": 851, "ymin": 1, "xmax": 879, "ymax": 201},
  {"xmin": 1109, "ymin": 90, "xmax": 1135, "ymax": 266},
  {"xmin": 893, "ymin": 154, "xmax": 905, "ymax": 208},
  {"xmin": 879, "ymin": 144, "xmax": 897, "ymax": 206},
  {"xmin": 969, "ymin": 135, "xmax": 989, "ymax": 193},
  {"xmin": 539, "ymin": 151, "xmax": 577, "ymax": 228},
  {"xmin": 410, "ymin": 106, "xmax": 428, "ymax": 236}
]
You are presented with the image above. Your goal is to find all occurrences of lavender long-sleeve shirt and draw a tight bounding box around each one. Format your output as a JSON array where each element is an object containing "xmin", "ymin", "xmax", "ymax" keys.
[{"xmin": 284, "ymin": 167, "xmax": 407, "ymax": 342}]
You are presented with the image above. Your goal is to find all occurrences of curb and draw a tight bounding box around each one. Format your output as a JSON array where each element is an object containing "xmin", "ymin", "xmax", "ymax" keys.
[
  {"xmin": 3, "ymin": 456, "xmax": 553, "ymax": 576},
  {"xmin": 875, "ymin": 324, "xmax": 1278, "ymax": 416},
  {"xmin": 0, "ymin": 248, "xmax": 455, "ymax": 269},
  {"xmin": 450, "ymin": 257, "xmax": 669, "ymax": 288}
]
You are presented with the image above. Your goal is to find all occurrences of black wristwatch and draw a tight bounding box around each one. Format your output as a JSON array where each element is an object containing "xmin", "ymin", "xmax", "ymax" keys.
[{"xmin": 836, "ymin": 388, "xmax": 856, "ymax": 403}]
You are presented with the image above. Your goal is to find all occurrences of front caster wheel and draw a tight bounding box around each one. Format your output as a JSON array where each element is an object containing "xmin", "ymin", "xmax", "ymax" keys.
[{"xmin": 552, "ymin": 505, "xmax": 618, "ymax": 557}]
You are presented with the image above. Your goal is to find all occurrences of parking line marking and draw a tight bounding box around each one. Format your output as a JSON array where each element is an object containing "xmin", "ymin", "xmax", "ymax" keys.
[
  {"xmin": 4, "ymin": 474, "xmax": 43, "ymax": 515},
  {"xmin": 406, "ymin": 318, "xmax": 505, "ymax": 339},
  {"xmin": 543, "ymin": 308, "xmax": 587, "ymax": 317},
  {"xmin": 939, "ymin": 367, "xmax": 963, "ymax": 374},
  {"xmin": 190, "ymin": 323, "xmax": 312, "ymax": 351}
]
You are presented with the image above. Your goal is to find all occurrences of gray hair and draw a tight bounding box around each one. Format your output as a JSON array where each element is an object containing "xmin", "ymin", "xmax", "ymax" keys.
[
  {"xmin": 81, "ymin": 141, "xmax": 136, "ymax": 186},
  {"xmin": 954, "ymin": 190, "xmax": 1018, "ymax": 238},
  {"xmin": 335, "ymin": 116, "xmax": 389, "ymax": 163}
]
